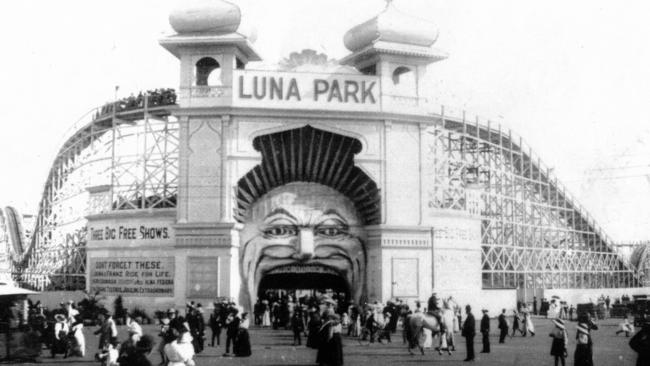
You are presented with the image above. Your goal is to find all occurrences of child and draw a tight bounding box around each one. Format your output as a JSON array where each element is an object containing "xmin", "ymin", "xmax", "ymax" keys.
[
  {"xmin": 549, "ymin": 319, "xmax": 568, "ymax": 366},
  {"xmin": 616, "ymin": 318, "xmax": 634, "ymax": 337},
  {"xmin": 95, "ymin": 339, "xmax": 119, "ymax": 366}
]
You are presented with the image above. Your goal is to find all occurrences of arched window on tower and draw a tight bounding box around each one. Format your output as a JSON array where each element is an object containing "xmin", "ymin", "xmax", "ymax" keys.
[
  {"xmin": 195, "ymin": 57, "xmax": 221, "ymax": 86},
  {"xmin": 392, "ymin": 66, "xmax": 416, "ymax": 96}
]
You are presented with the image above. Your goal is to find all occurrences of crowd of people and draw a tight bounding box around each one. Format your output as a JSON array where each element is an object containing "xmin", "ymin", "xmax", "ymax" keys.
[
  {"xmin": 93, "ymin": 88, "xmax": 177, "ymax": 120},
  {"xmin": 2, "ymin": 291, "xmax": 650, "ymax": 365}
]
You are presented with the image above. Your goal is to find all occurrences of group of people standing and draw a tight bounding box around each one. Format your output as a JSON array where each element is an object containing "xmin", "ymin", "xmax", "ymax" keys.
[{"xmin": 205, "ymin": 300, "xmax": 252, "ymax": 357}]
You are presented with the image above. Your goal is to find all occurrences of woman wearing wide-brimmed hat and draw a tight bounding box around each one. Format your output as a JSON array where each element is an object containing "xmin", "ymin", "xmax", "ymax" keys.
[
  {"xmin": 51, "ymin": 313, "xmax": 69, "ymax": 358},
  {"xmin": 549, "ymin": 319, "xmax": 568, "ymax": 366},
  {"xmin": 574, "ymin": 323, "xmax": 594, "ymax": 366},
  {"xmin": 234, "ymin": 312, "xmax": 252, "ymax": 357},
  {"xmin": 316, "ymin": 313, "xmax": 343, "ymax": 366}
]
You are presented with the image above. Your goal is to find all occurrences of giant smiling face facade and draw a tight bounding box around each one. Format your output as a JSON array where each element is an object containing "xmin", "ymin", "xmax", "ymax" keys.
[{"xmin": 239, "ymin": 182, "xmax": 367, "ymax": 309}]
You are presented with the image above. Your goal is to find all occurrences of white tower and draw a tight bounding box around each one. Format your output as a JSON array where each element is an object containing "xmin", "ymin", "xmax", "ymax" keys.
[
  {"xmin": 340, "ymin": 2, "xmax": 447, "ymax": 112},
  {"xmin": 160, "ymin": 0, "xmax": 261, "ymax": 108}
]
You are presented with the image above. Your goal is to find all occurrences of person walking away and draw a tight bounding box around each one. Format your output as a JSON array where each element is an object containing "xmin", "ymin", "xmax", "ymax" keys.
[
  {"xmin": 291, "ymin": 309, "xmax": 305, "ymax": 346},
  {"xmin": 209, "ymin": 304, "xmax": 223, "ymax": 347},
  {"xmin": 441, "ymin": 300, "xmax": 457, "ymax": 352},
  {"xmin": 629, "ymin": 321, "xmax": 650, "ymax": 366},
  {"xmin": 307, "ymin": 310, "xmax": 322, "ymax": 349},
  {"xmin": 498, "ymin": 309, "xmax": 509, "ymax": 343},
  {"xmin": 549, "ymin": 319, "xmax": 568, "ymax": 366},
  {"xmin": 363, "ymin": 307, "xmax": 379, "ymax": 343},
  {"xmin": 512, "ymin": 310, "xmax": 522, "ymax": 336},
  {"xmin": 480, "ymin": 309, "xmax": 490, "ymax": 353},
  {"xmin": 462, "ymin": 305, "xmax": 476, "ymax": 362},
  {"xmin": 186, "ymin": 305, "xmax": 205, "ymax": 354},
  {"xmin": 66, "ymin": 314, "xmax": 85, "ymax": 357},
  {"xmin": 574, "ymin": 323, "xmax": 594, "ymax": 366},
  {"xmin": 316, "ymin": 313, "xmax": 343, "ymax": 366},
  {"xmin": 523, "ymin": 305, "xmax": 535, "ymax": 336},
  {"xmin": 234, "ymin": 313, "xmax": 252, "ymax": 357},
  {"xmin": 164, "ymin": 329, "xmax": 195, "ymax": 366}
]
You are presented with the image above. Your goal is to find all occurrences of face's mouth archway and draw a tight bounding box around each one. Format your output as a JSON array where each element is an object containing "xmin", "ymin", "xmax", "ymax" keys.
[
  {"xmin": 257, "ymin": 264, "xmax": 350, "ymax": 298},
  {"xmin": 235, "ymin": 126, "xmax": 381, "ymax": 311}
]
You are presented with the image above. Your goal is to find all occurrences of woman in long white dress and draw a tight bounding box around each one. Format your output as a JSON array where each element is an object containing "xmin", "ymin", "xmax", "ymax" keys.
[
  {"xmin": 441, "ymin": 299, "xmax": 456, "ymax": 352},
  {"xmin": 164, "ymin": 330, "xmax": 195, "ymax": 366},
  {"xmin": 69, "ymin": 315, "xmax": 85, "ymax": 357},
  {"xmin": 262, "ymin": 300, "xmax": 271, "ymax": 327},
  {"xmin": 522, "ymin": 305, "xmax": 536, "ymax": 336}
]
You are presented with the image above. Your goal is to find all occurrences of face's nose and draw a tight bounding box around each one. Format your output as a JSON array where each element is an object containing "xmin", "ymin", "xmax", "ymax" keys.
[{"xmin": 295, "ymin": 228, "xmax": 314, "ymax": 261}]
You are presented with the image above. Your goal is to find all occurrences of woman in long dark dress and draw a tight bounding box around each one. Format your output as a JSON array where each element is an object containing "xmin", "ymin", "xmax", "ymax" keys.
[
  {"xmin": 549, "ymin": 319, "xmax": 568, "ymax": 366},
  {"xmin": 234, "ymin": 313, "xmax": 252, "ymax": 357},
  {"xmin": 574, "ymin": 323, "xmax": 594, "ymax": 366},
  {"xmin": 316, "ymin": 314, "xmax": 343, "ymax": 366},
  {"xmin": 306, "ymin": 310, "xmax": 322, "ymax": 349},
  {"xmin": 50, "ymin": 314, "xmax": 69, "ymax": 358}
]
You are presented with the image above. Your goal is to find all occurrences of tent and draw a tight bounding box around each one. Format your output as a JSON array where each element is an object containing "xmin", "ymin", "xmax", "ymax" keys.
[{"xmin": 0, "ymin": 282, "xmax": 38, "ymax": 297}]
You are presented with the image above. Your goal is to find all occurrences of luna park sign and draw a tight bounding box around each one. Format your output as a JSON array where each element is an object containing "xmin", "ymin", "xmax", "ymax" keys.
[{"xmin": 233, "ymin": 70, "xmax": 380, "ymax": 112}]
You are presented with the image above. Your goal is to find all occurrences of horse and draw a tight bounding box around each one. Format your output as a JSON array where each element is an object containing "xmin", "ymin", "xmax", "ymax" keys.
[{"xmin": 406, "ymin": 311, "xmax": 443, "ymax": 355}]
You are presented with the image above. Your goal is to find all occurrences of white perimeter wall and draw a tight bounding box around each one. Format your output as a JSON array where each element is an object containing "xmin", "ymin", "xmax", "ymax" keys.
[{"xmin": 544, "ymin": 287, "xmax": 650, "ymax": 305}]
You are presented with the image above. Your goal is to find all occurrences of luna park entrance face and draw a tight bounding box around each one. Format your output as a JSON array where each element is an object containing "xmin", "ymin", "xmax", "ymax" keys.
[{"xmin": 239, "ymin": 182, "xmax": 367, "ymax": 310}]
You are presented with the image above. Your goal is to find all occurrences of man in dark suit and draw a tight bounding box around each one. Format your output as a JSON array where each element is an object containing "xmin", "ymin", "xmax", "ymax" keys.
[
  {"xmin": 498, "ymin": 309, "xmax": 509, "ymax": 343},
  {"xmin": 480, "ymin": 309, "xmax": 490, "ymax": 353},
  {"xmin": 462, "ymin": 305, "xmax": 476, "ymax": 362}
]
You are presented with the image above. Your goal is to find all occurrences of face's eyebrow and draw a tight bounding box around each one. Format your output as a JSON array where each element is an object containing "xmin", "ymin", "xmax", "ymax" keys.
[
  {"xmin": 264, "ymin": 207, "xmax": 298, "ymax": 222},
  {"xmin": 317, "ymin": 209, "xmax": 348, "ymax": 225}
]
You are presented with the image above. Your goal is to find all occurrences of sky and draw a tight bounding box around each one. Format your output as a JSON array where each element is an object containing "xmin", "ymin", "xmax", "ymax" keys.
[{"xmin": 0, "ymin": 0, "xmax": 649, "ymax": 243}]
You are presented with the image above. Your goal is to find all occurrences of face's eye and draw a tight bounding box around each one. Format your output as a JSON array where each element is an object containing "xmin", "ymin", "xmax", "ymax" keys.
[
  {"xmin": 262, "ymin": 226, "xmax": 298, "ymax": 238},
  {"xmin": 315, "ymin": 226, "xmax": 348, "ymax": 238}
]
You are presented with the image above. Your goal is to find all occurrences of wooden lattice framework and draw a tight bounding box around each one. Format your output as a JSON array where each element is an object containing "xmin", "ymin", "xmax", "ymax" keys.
[
  {"xmin": 16, "ymin": 96, "xmax": 179, "ymax": 290},
  {"xmin": 429, "ymin": 113, "xmax": 641, "ymax": 290}
]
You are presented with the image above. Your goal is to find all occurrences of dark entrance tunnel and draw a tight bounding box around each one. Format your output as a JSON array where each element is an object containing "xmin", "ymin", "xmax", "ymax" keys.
[{"xmin": 257, "ymin": 272, "xmax": 349, "ymax": 298}]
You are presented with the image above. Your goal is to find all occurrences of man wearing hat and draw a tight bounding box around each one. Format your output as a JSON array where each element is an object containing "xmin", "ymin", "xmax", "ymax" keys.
[
  {"xmin": 480, "ymin": 309, "xmax": 490, "ymax": 353},
  {"xmin": 498, "ymin": 309, "xmax": 509, "ymax": 343},
  {"xmin": 94, "ymin": 310, "xmax": 118, "ymax": 351},
  {"xmin": 461, "ymin": 305, "xmax": 476, "ymax": 362}
]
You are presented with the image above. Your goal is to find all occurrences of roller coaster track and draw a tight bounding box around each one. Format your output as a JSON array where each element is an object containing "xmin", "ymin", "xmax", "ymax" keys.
[
  {"xmin": 6, "ymin": 94, "xmax": 178, "ymax": 289},
  {"xmin": 437, "ymin": 111, "xmax": 642, "ymax": 286},
  {"xmin": 1, "ymin": 91, "xmax": 640, "ymax": 289}
]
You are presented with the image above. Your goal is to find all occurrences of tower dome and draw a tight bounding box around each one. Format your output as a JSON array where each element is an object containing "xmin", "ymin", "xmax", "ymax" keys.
[
  {"xmin": 343, "ymin": 1, "xmax": 439, "ymax": 52},
  {"xmin": 169, "ymin": 0, "xmax": 241, "ymax": 34}
]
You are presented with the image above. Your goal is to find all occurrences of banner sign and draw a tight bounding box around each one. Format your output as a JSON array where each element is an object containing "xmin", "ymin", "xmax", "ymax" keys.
[
  {"xmin": 88, "ymin": 224, "xmax": 171, "ymax": 242},
  {"xmin": 233, "ymin": 70, "xmax": 381, "ymax": 112},
  {"xmin": 89, "ymin": 257, "xmax": 174, "ymax": 296}
]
